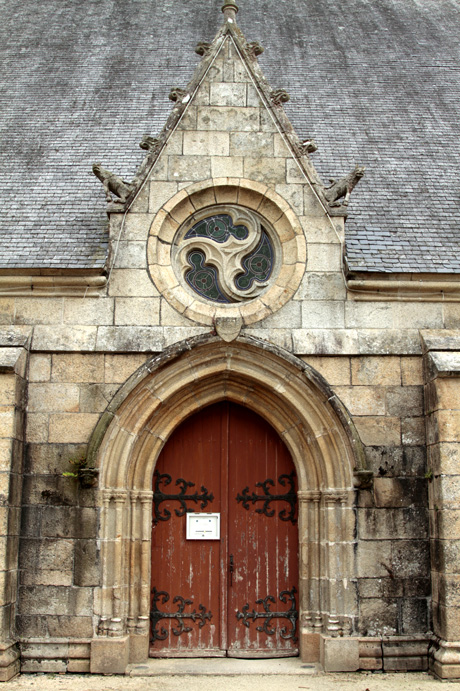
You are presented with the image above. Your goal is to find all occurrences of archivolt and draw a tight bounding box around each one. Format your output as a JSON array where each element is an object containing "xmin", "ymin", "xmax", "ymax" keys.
[
  {"xmin": 91, "ymin": 335, "xmax": 364, "ymax": 493},
  {"xmin": 90, "ymin": 335, "xmax": 365, "ymax": 643}
]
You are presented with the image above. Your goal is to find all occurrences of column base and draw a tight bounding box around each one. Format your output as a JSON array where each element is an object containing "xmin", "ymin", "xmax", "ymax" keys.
[
  {"xmin": 129, "ymin": 633, "xmax": 149, "ymax": 663},
  {"xmin": 430, "ymin": 638, "xmax": 460, "ymax": 679},
  {"xmin": 320, "ymin": 635, "xmax": 359, "ymax": 672},
  {"xmin": 90, "ymin": 635, "xmax": 130, "ymax": 675},
  {"xmin": 0, "ymin": 642, "xmax": 20, "ymax": 682}
]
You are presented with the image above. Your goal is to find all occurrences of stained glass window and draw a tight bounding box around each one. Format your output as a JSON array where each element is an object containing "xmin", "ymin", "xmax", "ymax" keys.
[{"xmin": 182, "ymin": 213, "xmax": 274, "ymax": 304}]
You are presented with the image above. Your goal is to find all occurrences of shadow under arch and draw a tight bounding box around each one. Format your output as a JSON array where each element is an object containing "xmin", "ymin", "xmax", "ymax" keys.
[{"xmin": 90, "ymin": 334, "xmax": 366, "ymax": 662}]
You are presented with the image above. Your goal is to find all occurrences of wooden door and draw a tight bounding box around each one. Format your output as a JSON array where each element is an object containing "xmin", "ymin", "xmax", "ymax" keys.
[{"xmin": 149, "ymin": 402, "xmax": 298, "ymax": 658}]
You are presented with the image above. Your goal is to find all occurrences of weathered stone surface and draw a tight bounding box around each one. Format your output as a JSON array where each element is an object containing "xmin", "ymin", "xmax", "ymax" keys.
[
  {"xmin": 353, "ymin": 416, "xmax": 401, "ymax": 446},
  {"xmin": 301, "ymin": 300, "xmax": 345, "ymax": 329},
  {"xmin": 74, "ymin": 540, "xmax": 100, "ymax": 587},
  {"xmin": 51, "ymin": 354, "xmax": 104, "ymax": 384},
  {"xmin": 96, "ymin": 326, "xmax": 163, "ymax": 352},
  {"xmin": 352, "ymin": 356, "xmax": 401, "ymax": 386},
  {"xmin": 90, "ymin": 636, "xmax": 129, "ymax": 675},
  {"xmin": 301, "ymin": 356, "xmax": 351, "ymax": 385},
  {"xmin": 48, "ymin": 413, "xmax": 100, "ymax": 444},
  {"xmin": 373, "ymin": 477, "xmax": 427, "ymax": 508}
]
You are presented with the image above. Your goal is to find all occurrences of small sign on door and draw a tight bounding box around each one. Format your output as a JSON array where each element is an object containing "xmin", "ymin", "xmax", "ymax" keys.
[{"xmin": 186, "ymin": 513, "xmax": 220, "ymax": 540}]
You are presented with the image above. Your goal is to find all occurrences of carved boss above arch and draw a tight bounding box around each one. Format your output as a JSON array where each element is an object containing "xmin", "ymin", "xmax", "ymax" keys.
[{"xmin": 147, "ymin": 178, "xmax": 307, "ymax": 328}]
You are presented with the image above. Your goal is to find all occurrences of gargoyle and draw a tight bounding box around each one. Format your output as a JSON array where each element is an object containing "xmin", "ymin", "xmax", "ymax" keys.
[
  {"xmin": 246, "ymin": 41, "xmax": 264, "ymax": 57},
  {"xmin": 92, "ymin": 163, "xmax": 133, "ymax": 205},
  {"xmin": 271, "ymin": 89, "xmax": 290, "ymax": 106},
  {"xmin": 195, "ymin": 42, "xmax": 212, "ymax": 56},
  {"xmin": 169, "ymin": 88, "xmax": 187, "ymax": 102},
  {"xmin": 323, "ymin": 165, "xmax": 365, "ymax": 207}
]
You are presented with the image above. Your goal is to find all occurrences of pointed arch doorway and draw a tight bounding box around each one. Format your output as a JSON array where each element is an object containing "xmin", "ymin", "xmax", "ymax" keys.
[{"xmin": 150, "ymin": 401, "xmax": 299, "ymax": 658}]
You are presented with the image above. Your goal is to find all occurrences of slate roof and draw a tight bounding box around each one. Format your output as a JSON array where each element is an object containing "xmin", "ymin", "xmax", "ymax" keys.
[{"xmin": 1, "ymin": 0, "xmax": 459, "ymax": 272}]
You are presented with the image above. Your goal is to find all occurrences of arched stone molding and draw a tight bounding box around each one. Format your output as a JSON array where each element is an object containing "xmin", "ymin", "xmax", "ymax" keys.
[
  {"xmin": 147, "ymin": 178, "xmax": 307, "ymax": 325},
  {"xmin": 90, "ymin": 335, "xmax": 366, "ymax": 667}
]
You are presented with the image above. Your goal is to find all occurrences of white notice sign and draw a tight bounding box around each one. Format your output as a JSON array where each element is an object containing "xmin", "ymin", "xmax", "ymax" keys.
[{"xmin": 186, "ymin": 513, "xmax": 220, "ymax": 540}]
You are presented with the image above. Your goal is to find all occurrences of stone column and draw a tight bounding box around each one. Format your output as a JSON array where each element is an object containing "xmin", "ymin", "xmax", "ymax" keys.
[
  {"xmin": 298, "ymin": 490, "xmax": 322, "ymax": 662},
  {"xmin": 422, "ymin": 332, "xmax": 460, "ymax": 678},
  {"xmin": 91, "ymin": 490, "xmax": 130, "ymax": 675},
  {"xmin": 0, "ymin": 338, "xmax": 29, "ymax": 681}
]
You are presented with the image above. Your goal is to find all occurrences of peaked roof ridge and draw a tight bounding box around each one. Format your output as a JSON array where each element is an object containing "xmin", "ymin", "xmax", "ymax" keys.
[{"xmin": 93, "ymin": 3, "xmax": 362, "ymax": 220}]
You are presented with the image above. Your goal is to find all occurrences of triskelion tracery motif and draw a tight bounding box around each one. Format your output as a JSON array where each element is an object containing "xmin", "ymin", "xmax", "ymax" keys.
[
  {"xmin": 147, "ymin": 180, "xmax": 307, "ymax": 327},
  {"xmin": 173, "ymin": 207, "xmax": 275, "ymax": 304}
]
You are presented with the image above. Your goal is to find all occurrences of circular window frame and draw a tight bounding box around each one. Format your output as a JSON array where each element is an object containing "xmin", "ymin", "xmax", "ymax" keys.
[
  {"xmin": 171, "ymin": 204, "xmax": 282, "ymax": 305},
  {"xmin": 147, "ymin": 178, "xmax": 307, "ymax": 327}
]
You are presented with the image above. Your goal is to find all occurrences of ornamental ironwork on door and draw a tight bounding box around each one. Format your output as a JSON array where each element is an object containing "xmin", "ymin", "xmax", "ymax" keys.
[{"xmin": 150, "ymin": 401, "xmax": 298, "ymax": 658}]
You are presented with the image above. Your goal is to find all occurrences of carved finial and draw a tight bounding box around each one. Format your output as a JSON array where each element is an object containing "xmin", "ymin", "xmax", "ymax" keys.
[
  {"xmin": 300, "ymin": 139, "xmax": 318, "ymax": 155},
  {"xmin": 139, "ymin": 135, "xmax": 159, "ymax": 152},
  {"xmin": 222, "ymin": 0, "xmax": 239, "ymax": 21},
  {"xmin": 169, "ymin": 88, "xmax": 187, "ymax": 103},
  {"xmin": 195, "ymin": 41, "xmax": 212, "ymax": 57},
  {"xmin": 271, "ymin": 89, "xmax": 290, "ymax": 106},
  {"xmin": 323, "ymin": 164, "xmax": 365, "ymax": 207}
]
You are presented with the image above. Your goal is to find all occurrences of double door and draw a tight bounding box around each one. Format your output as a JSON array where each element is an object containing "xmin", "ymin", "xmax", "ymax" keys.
[{"xmin": 150, "ymin": 401, "xmax": 298, "ymax": 657}]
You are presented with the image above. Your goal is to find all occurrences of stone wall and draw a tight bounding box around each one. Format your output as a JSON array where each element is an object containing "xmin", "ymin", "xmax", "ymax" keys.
[{"xmin": 0, "ymin": 14, "xmax": 457, "ymax": 678}]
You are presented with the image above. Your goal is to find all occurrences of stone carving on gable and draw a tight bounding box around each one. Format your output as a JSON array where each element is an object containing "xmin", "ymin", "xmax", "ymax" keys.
[
  {"xmin": 91, "ymin": 163, "xmax": 133, "ymax": 205},
  {"xmin": 322, "ymin": 164, "xmax": 365, "ymax": 207},
  {"xmin": 271, "ymin": 89, "xmax": 290, "ymax": 106},
  {"xmin": 246, "ymin": 41, "xmax": 264, "ymax": 58},
  {"xmin": 299, "ymin": 139, "xmax": 318, "ymax": 155},
  {"xmin": 139, "ymin": 135, "xmax": 160, "ymax": 152},
  {"xmin": 195, "ymin": 42, "xmax": 212, "ymax": 56},
  {"xmin": 169, "ymin": 88, "xmax": 187, "ymax": 103}
]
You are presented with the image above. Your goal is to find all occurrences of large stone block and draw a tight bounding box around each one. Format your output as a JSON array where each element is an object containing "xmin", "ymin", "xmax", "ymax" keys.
[
  {"xmin": 373, "ymin": 477, "xmax": 427, "ymax": 508},
  {"xmin": 183, "ymin": 130, "xmax": 230, "ymax": 156},
  {"xmin": 333, "ymin": 385, "xmax": 385, "ymax": 416},
  {"xmin": 301, "ymin": 300, "xmax": 345, "ymax": 329},
  {"xmin": 74, "ymin": 540, "xmax": 100, "ymax": 587},
  {"xmin": 353, "ymin": 416, "xmax": 401, "ymax": 446},
  {"xmin": 48, "ymin": 413, "xmax": 99, "ymax": 444},
  {"xmin": 243, "ymin": 157, "xmax": 286, "ymax": 184},
  {"xmin": 197, "ymin": 106, "xmax": 259, "ymax": 131},
  {"xmin": 301, "ymin": 355, "xmax": 351, "ymax": 385},
  {"xmin": 96, "ymin": 326, "xmax": 163, "ymax": 352},
  {"xmin": 90, "ymin": 636, "xmax": 129, "ymax": 675},
  {"xmin": 307, "ymin": 243, "xmax": 342, "ymax": 272},
  {"xmin": 63, "ymin": 298, "xmax": 114, "ymax": 326},
  {"xmin": 352, "ymin": 356, "xmax": 401, "ymax": 386},
  {"xmin": 320, "ymin": 636, "xmax": 359, "ymax": 672},
  {"xmin": 358, "ymin": 507, "xmax": 428, "ymax": 540},
  {"xmin": 114, "ymin": 241, "xmax": 147, "ymax": 270},
  {"xmin": 358, "ymin": 598, "xmax": 398, "ymax": 636},
  {"xmin": 32, "ymin": 325, "xmax": 97, "ymax": 352},
  {"xmin": 209, "ymin": 82, "xmax": 246, "ymax": 107},
  {"xmin": 28, "ymin": 383, "xmax": 80, "ymax": 413},
  {"xmin": 51, "ymin": 353, "xmax": 104, "ymax": 384},
  {"xmin": 114, "ymin": 297, "xmax": 160, "ymax": 326}
]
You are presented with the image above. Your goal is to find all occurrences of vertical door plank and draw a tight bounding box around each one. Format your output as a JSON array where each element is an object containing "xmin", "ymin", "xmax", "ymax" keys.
[
  {"xmin": 227, "ymin": 403, "xmax": 298, "ymax": 657},
  {"xmin": 150, "ymin": 404, "xmax": 224, "ymax": 656}
]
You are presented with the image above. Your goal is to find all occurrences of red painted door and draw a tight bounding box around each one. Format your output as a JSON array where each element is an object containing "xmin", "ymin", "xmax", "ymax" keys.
[{"xmin": 150, "ymin": 402, "xmax": 298, "ymax": 658}]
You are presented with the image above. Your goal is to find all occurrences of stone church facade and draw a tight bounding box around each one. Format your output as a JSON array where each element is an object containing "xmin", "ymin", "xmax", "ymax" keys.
[{"xmin": 0, "ymin": 0, "xmax": 460, "ymax": 681}]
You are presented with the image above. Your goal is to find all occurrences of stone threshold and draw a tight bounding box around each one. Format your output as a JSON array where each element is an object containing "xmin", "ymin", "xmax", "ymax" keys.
[{"xmin": 127, "ymin": 657, "xmax": 320, "ymax": 676}]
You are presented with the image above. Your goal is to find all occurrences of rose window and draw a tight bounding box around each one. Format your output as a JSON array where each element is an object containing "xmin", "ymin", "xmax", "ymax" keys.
[{"xmin": 174, "ymin": 207, "xmax": 276, "ymax": 304}]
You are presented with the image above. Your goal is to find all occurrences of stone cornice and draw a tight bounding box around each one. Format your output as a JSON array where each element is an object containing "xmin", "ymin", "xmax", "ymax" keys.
[
  {"xmin": 0, "ymin": 274, "xmax": 107, "ymax": 296},
  {"xmin": 347, "ymin": 278, "xmax": 460, "ymax": 301}
]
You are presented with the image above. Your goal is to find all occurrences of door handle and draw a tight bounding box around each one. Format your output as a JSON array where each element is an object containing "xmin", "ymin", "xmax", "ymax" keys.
[{"xmin": 229, "ymin": 554, "xmax": 234, "ymax": 587}]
